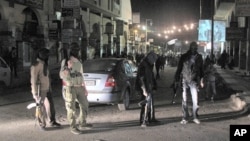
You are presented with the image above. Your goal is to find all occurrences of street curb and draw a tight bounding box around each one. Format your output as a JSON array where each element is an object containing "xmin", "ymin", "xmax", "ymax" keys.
[{"xmin": 215, "ymin": 68, "xmax": 250, "ymax": 115}]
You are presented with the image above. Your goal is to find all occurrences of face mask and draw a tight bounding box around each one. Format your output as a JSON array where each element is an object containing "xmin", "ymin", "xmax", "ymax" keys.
[{"xmin": 190, "ymin": 46, "xmax": 197, "ymax": 55}]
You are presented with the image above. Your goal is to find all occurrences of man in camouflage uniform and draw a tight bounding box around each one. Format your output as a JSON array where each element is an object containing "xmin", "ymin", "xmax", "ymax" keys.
[{"xmin": 59, "ymin": 42, "xmax": 91, "ymax": 135}]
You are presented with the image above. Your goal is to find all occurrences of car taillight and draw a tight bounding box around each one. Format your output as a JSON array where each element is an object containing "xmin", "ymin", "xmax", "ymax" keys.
[{"xmin": 105, "ymin": 75, "xmax": 115, "ymax": 87}]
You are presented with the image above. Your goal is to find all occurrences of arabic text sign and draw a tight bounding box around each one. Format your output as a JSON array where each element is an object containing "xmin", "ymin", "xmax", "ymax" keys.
[{"xmin": 236, "ymin": 0, "xmax": 250, "ymax": 16}]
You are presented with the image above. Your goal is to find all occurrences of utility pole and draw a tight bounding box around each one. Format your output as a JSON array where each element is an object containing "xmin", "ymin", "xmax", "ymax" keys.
[
  {"xmin": 145, "ymin": 19, "xmax": 152, "ymax": 53},
  {"xmin": 211, "ymin": 0, "xmax": 214, "ymax": 57}
]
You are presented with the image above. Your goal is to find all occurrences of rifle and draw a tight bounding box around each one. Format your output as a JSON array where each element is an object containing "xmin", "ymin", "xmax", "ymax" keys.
[
  {"xmin": 138, "ymin": 93, "xmax": 152, "ymax": 126},
  {"xmin": 26, "ymin": 82, "xmax": 43, "ymax": 126},
  {"xmin": 170, "ymin": 80, "xmax": 180, "ymax": 104}
]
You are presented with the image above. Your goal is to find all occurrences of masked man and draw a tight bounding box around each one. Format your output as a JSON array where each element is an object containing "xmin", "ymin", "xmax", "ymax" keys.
[
  {"xmin": 30, "ymin": 48, "xmax": 61, "ymax": 130},
  {"xmin": 136, "ymin": 51, "xmax": 158, "ymax": 127}
]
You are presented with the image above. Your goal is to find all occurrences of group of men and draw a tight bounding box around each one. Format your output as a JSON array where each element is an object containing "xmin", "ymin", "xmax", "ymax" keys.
[
  {"xmin": 30, "ymin": 41, "xmax": 214, "ymax": 134},
  {"xmin": 136, "ymin": 41, "xmax": 215, "ymax": 126},
  {"xmin": 30, "ymin": 42, "xmax": 91, "ymax": 135}
]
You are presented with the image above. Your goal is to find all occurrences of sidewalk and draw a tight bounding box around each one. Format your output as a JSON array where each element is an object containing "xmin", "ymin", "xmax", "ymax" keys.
[{"xmin": 215, "ymin": 65, "xmax": 250, "ymax": 112}]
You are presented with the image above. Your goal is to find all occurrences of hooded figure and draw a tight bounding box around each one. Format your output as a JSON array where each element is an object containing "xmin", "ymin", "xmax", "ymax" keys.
[
  {"xmin": 38, "ymin": 48, "xmax": 50, "ymax": 61},
  {"xmin": 38, "ymin": 48, "xmax": 50, "ymax": 76},
  {"xmin": 136, "ymin": 51, "xmax": 159, "ymax": 127}
]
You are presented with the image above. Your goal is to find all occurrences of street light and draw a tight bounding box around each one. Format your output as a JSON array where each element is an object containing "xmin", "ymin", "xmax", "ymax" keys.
[{"xmin": 145, "ymin": 19, "xmax": 152, "ymax": 53}]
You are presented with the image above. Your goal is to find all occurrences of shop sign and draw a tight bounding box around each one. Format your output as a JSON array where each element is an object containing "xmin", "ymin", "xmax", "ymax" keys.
[
  {"xmin": 226, "ymin": 27, "xmax": 246, "ymax": 41},
  {"xmin": 49, "ymin": 29, "xmax": 58, "ymax": 39},
  {"xmin": 63, "ymin": 0, "xmax": 80, "ymax": 7},
  {"xmin": 236, "ymin": 0, "xmax": 250, "ymax": 16},
  {"xmin": 62, "ymin": 7, "xmax": 80, "ymax": 18},
  {"xmin": 11, "ymin": 0, "xmax": 44, "ymax": 9}
]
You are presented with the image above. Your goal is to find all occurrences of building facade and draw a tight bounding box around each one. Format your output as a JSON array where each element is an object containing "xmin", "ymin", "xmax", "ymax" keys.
[
  {"xmin": 0, "ymin": 0, "xmax": 50, "ymax": 69},
  {"xmin": 202, "ymin": 0, "xmax": 250, "ymax": 73},
  {"xmin": 0, "ymin": 0, "xmax": 132, "ymax": 69}
]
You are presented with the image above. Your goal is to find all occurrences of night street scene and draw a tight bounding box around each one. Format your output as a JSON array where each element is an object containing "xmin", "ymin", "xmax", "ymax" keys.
[{"xmin": 0, "ymin": 0, "xmax": 250, "ymax": 141}]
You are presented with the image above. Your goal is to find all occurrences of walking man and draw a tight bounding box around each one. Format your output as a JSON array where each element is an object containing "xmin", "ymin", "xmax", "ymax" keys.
[
  {"xmin": 9, "ymin": 46, "xmax": 18, "ymax": 78},
  {"xmin": 174, "ymin": 41, "xmax": 204, "ymax": 124},
  {"xmin": 59, "ymin": 42, "xmax": 92, "ymax": 134}
]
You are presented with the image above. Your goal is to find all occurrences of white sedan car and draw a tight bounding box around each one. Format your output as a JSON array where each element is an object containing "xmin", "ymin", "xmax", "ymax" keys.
[
  {"xmin": 83, "ymin": 58, "xmax": 138, "ymax": 111},
  {"xmin": 0, "ymin": 56, "xmax": 11, "ymax": 87}
]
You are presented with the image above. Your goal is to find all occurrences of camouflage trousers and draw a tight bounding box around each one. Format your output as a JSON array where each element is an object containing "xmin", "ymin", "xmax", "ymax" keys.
[{"xmin": 63, "ymin": 86, "xmax": 89, "ymax": 130}]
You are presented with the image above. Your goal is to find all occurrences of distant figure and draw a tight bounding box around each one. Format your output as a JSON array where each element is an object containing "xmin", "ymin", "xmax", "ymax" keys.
[
  {"xmin": 219, "ymin": 50, "xmax": 229, "ymax": 69},
  {"xmin": 174, "ymin": 41, "xmax": 204, "ymax": 125},
  {"xmin": 228, "ymin": 56, "xmax": 235, "ymax": 70},
  {"xmin": 155, "ymin": 55, "xmax": 161, "ymax": 79},
  {"xmin": 203, "ymin": 55, "xmax": 217, "ymax": 102},
  {"xmin": 160, "ymin": 55, "xmax": 166, "ymax": 70},
  {"xmin": 9, "ymin": 47, "xmax": 18, "ymax": 77}
]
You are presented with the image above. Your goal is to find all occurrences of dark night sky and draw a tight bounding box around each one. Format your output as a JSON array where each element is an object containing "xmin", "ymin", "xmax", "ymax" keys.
[{"xmin": 131, "ymin": 0, "xmax": 200, "ymax": 30}]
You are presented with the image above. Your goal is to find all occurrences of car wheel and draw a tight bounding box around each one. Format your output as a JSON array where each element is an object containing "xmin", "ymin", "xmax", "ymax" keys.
[{"xmin": 118, "ymin": 89, "xmax": 130, "ymax": 111}]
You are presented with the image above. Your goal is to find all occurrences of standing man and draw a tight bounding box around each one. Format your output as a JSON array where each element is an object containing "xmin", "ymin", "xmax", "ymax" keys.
[
  {"xmin": 155, "ymin": 54, "xmax": 161, "ymax": 80},
  {"xmin": 174, "ymin": 41, "xmax": 204, "ymax": 124},
  {"xmin": 30, "ymin": 48, "xmax": 61, "ymax": 130},
  {"xmin": 204, "ymin": 55, "xmax": 217, "ymax": 102},
  {"xmin": 219, "ymin": 50, "xmax": 229, "ymax": 69},
  {"xmin": 9, "ymin": 46, "xmax": 18, "ymax": 78},
  {"xmin": 59, "ymin": 42, "xmax": 92, "ymax": 135},
  {"xmin": 136, "ymin": 51, "xmax": 158, "ymax": 127}
]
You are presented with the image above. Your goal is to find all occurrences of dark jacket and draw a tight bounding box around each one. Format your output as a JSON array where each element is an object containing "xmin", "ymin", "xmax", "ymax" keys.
[
  {"xmin": 175, "ymin": 51, "xmax": 204, "ymax": 83},
  {"xmin": 136, "ymin": 59, "xmax": 157, "ymax": 93}
]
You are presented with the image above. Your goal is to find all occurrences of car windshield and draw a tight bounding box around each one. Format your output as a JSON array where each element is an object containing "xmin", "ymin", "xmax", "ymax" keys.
[{"xmin": 83, "ymin": 59, "xmax": 118, "ymax": 72}]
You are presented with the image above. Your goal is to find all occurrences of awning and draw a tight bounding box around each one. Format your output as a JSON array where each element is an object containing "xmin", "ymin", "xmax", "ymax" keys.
[{"xmin": 214, "ymin": 2, "xmax": 235, "ymax": 21}]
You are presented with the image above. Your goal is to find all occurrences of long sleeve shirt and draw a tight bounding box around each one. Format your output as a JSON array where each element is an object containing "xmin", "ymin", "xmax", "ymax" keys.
[{"xmin": 30, "ymin": 59, "xmax": 50, "ymax": 95}]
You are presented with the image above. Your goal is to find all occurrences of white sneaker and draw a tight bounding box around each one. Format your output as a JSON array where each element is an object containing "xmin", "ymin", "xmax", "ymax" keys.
[
  {"xmin": 193, "ymin": 119, "xmax": 200, "ymax": 124},
  {"xmin": 180, "ymin": 119, "xmax": 188, "ymax": 124},
  {"xmin": 141, "ymin": 123, "xmax": 147, "ymax": 127}
]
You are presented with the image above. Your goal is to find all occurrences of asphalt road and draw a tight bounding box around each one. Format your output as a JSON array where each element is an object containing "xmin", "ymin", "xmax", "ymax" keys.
[{"xmin": 0, "ymin": 66, "xmax": 248, "ymax": 141}]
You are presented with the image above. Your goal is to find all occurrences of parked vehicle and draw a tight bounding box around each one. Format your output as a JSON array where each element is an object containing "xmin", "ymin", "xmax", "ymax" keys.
[
  {"xmin": 83, "ymin": 58, "xmax": 138, "ymax": 111},
  {"xmin": 0, "ymin": 56, "xmax": 11, "ymax": 87}
]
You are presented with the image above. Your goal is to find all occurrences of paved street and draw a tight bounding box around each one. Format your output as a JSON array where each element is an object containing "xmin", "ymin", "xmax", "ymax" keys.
[{"xmin": 0, "ymin": 65, "xmax": 250, "ymax": 141}]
